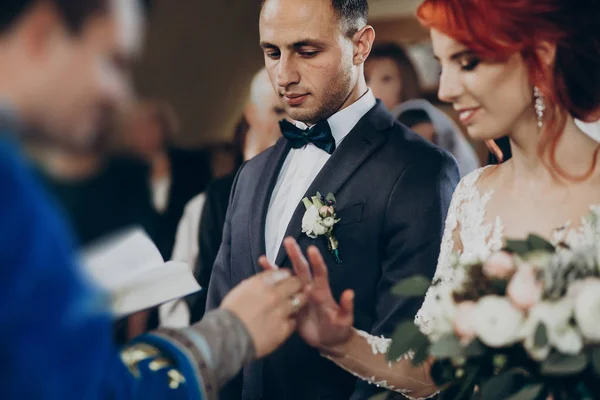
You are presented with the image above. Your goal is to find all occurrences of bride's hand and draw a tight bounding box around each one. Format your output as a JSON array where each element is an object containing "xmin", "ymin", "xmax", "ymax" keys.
[{"xmin": 259, "ymin": 237, "xmax": 355, "ymax": 349}]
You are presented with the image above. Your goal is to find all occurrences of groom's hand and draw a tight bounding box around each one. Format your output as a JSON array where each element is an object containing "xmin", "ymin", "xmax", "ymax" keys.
[{"xmin": 259, "ymin": 237, "xmax": 355, "ymax": 349}]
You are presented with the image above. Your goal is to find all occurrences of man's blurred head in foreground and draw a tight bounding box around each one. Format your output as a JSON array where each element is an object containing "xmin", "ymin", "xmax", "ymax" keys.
[{"xmin": 0, "ymin": 0, "xmax": 144, "ymax": 149}]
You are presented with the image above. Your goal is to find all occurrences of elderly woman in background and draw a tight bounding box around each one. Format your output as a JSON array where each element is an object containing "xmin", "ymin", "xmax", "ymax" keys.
[{"xmin": 395, "ymin": 99, "xmax": 480, "ymax": 177}]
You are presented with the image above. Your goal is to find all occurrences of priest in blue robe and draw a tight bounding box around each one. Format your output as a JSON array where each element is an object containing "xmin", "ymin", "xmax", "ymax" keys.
[{"xmin": 0, "ymin": 1, "xmax": 305, "ymax": 399}]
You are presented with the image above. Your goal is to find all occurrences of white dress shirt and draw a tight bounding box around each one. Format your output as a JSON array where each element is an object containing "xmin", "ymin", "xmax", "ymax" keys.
[{"xmin": 264, "ymin": 89, "xmax": 377, "ymax": 263}]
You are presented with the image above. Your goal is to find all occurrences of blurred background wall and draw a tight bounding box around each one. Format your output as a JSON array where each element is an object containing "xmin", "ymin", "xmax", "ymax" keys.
[{"xmin": 135, "ymin": 0, "xmax": 264, "ymax": 147}]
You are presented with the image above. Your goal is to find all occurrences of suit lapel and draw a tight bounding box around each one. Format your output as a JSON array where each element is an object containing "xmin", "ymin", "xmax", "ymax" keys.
[
  {"xmin": 273, "ymin": 102, "xmax": 393, "ymax": 266},
  {"xmin": 249, "ymin": 138, "xmax": 291, "ymax": 274}
]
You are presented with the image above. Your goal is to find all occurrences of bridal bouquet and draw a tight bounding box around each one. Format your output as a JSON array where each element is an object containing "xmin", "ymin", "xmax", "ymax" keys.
[{"xmin": 390, "ymin": 234, "xmax": 600, "ymax": 399}]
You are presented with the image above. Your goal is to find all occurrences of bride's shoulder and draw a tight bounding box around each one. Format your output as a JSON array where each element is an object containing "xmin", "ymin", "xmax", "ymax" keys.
[{"xmin": 455, "ymin": 165, "xmax": 498, "ymax": 195}]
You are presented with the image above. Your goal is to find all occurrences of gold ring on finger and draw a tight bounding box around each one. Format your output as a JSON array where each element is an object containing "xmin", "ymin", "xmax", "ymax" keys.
[{"xmin": 290, "ymin": 295, "xmax": 302, "ymax": 314}]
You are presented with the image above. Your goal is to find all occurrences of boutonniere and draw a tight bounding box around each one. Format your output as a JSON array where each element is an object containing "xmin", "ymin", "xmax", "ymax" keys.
[{"xmin": 301, "ymin": 192, "xmax": 342, "ymax": 264}]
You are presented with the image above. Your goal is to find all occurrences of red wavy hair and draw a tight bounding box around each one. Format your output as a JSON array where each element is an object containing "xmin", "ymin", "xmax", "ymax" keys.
[{"xmin": 417, "ymin": 0, "xmax": 600, "ymax": 179}]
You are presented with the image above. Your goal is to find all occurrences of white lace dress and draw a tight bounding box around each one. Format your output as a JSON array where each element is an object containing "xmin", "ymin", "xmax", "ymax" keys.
[{"xmin": 322, "ymin": 166, "xmax": 600, "ymax": 399}]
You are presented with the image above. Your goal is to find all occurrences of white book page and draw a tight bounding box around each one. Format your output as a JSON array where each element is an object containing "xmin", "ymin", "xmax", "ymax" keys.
[
  {"xmin": 81, "ymin": 228, "xmax": 199, "ymax": 316},
  {"xmin": 83, "ymin": 228, "xmax": 164, "ymax": 291},
  {"xmin": 114, "ymin": 261, "xmax": 200, "ymax": 317}
]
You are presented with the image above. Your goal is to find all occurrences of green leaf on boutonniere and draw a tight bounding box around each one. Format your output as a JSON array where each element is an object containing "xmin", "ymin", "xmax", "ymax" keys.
[
  {"xmin": 302, "ymin": 197, "xmax": 312, "ymax": 210},
  {"xmin": 312, "ymin": 195, "xmax": 324, "ymax": 208},
  {"xmin": 534, "ymin": 322, "xmax": 548, "ymax": 348},
  {"xmin": 541, "ymin": 352, "xmax": 588, "ymax": 376},
  {"xmin": 325, "ymin": 192, "xmax": 336, "ymax": 204},
  {"xmin": 429, "ymin": 334, "xmax": 464, "ymax": 359},
  {"xmin": 388, "ymin": 321, "xmax": 429, "ymax": 361},
  {"xmin": 391, "ymin": 275, "xmax": 432, "ymax": 297}
]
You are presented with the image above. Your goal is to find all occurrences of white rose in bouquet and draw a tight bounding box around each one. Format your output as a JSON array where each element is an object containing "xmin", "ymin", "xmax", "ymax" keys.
[
  {"xmin": 574, "ymin": 278, "xmax": 600, "ymax": 342},
  {"xmin": 522, "ymin": 298, "xmax": 582, "ymax": 360},
  {"xmin": 473, "ymin": 296, "xmax": 524, "ymax": 347},
  {"xmin": 424, "ymin": 287, "xmax": 456, "ymax": 341},
  {"xmin": 301, "ymin": 205, "xmax": 320, "ymax": 238}
]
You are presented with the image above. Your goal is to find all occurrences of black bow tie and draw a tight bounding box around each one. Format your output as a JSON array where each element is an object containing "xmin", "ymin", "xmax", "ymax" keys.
[{"xmin": 279, "ymin": 119, "xmax": 336, "ymax": 155}]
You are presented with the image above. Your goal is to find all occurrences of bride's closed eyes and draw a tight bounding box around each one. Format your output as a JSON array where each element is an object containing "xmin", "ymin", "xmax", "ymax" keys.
[{"xmin": 458, "ymin": 55, "xmax": 481, "ymax": 71}]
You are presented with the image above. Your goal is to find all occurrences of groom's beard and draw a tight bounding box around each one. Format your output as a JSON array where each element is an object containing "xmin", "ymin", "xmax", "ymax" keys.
[{"xmin": 281, "ymin": 74, "xmax": 355, "ymax": 124}]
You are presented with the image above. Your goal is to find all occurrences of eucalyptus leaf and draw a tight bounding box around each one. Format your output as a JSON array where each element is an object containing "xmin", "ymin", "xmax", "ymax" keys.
[
  {"xmin": 388, "ymin": 321, "xmax": 428, "ymax": 361},
  {"xmin": 411, "ymin": 340, "xmax": 431, "ymax": 366},
  {"xmin": 391, "ymin": 275, "xmax": 432, "ymax": 297},
  {"xmin": 534, "ymin": 323, "xmax": 548, "ymax": 348},
  {"xmin": 429, "ymin": 334, "xmax": 464, "ymax": 359},
  {"xmin": 481, "ymin": 369, "xmax": 526, "ymax": 400},
  {"xmin": 325, "ymin": 192, "xmax": 336, "ymax": 203},
  {"xmin": 464, "ymin": 339, "xmax": 487, "ymax": 357},
  {"xmin": 540, "ymin": 352, "xmax": 588, "ymax": 376},
  {"xmin": 505, "ymin": 384, "xmax": 544, "ymax": 400},
  {"xmin": 504, "ymin": 239, "xmax": 530, "ymax": 255},
  {"xmin": 527, "ymin": 234, "xmax": 555, "ymax": 252},
  {"xmin": 453, "ymin": 365, "xmax": 479, "ymax": 400}
]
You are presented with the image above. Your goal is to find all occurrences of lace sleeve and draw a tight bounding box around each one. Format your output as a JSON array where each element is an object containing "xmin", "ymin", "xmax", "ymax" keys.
[
  {"xmin": 319, "ymin": 176, "xmax": 471, "ymax": 399},
  {"xmin": 415, "ymin": 176, "xmax": 466, "ymax": 338}
]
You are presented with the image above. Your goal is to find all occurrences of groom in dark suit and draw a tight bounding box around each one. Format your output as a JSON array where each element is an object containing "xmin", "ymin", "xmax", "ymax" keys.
[{"xmin": 206, "ymin": 0, "xmax": 460, "ymax": 399}]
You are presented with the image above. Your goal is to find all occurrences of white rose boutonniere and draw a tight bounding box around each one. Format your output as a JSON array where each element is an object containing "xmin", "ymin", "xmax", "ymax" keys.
[{"xmin": 301, "ymin": 192, "xmax": 342, "ymax": 263}]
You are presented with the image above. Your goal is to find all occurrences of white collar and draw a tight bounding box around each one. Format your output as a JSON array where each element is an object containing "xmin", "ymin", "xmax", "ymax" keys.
[
  {"xmin": 575, "ymin": 119, "xmax": 600, "ymax": 143},
  {"xmin": 294, "ymin": 89, "xmax": 376, "ymax": 146}
]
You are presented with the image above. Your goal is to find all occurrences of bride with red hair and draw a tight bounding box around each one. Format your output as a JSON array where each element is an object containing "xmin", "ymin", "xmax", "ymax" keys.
[{"xmin": 260, "ymin": 0, "xmax": 600, "ymax": 398}]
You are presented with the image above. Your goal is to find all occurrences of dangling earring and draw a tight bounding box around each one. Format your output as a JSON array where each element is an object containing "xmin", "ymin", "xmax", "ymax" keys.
[{"xmin": 533, "ymin": 86, "xmax": 546, "ymax": 128}]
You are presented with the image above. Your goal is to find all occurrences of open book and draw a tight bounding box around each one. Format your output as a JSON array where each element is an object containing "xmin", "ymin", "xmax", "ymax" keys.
[{"xmin": 82, "ymin": 228, "xmax": 200, "ymax": 318}]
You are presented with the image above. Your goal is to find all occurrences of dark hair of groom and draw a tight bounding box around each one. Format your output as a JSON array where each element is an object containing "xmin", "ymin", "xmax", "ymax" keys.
[
  {"xmin": 261, "ymin": 0, "xmax": 369, "ymax": 36},
  {"xmin": 0, "ymin": 0, "xmax": 108, "ymax": 33}
]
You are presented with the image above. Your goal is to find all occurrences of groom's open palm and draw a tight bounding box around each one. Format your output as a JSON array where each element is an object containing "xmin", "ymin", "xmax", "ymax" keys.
[{"xmin": 259, "ymin": 238, "xmax": 355, "ymax": 349}]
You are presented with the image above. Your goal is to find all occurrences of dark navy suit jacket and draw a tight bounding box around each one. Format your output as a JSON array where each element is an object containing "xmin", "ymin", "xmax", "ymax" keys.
[{"xmin": 207, "ymin": 102, "xmax": 460, "ymax": 400}]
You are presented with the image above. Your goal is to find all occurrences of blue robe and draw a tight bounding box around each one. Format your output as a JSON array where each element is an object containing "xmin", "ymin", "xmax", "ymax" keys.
[{"xmin": 0, "ymin": 133, "xmax": 206, "ymax": 400}]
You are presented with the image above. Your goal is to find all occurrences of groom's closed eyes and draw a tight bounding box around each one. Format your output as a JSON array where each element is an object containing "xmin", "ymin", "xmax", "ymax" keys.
[{"xmin": 260, "ymin": 39, "xmax": 328, "ymax": 60}]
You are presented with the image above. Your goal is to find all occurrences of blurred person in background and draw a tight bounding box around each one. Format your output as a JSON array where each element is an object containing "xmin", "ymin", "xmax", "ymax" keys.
[
  {"xmin": 395, "ymin": 99, "xmax": 479, "ymax": 177},
  {"xmin": 0, "ymin": 0, "xmax": 310, "ymax": 399},
  {"xmin": 35, "ymin": 142, "xmax": 155, "ymax": 249},
  {"xmin": 124, "ymin": 100, "xmax": 212, "ymax": 261},
  {"xmin": 364, "ymin": 42, "xmax": 422, "ymax": 110},
  {"xmin": 205, "ymin": 141, "xmax": 243, "ymax": 178},
  {"xmin": 162, "ymin": 68, "xmax": 287, "ymax": 327}
]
